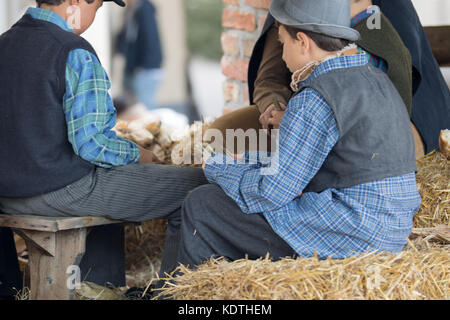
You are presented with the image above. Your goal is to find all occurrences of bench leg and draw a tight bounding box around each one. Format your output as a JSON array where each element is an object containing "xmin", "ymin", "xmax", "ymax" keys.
[{"xmin": 19, "ymin": 228, "xmax": 87, "ymax": 300}]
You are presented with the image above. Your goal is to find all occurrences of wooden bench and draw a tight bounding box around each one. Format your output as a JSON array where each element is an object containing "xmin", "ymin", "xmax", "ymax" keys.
[{"xmin": 0, "ymin": 214, "xmax": 122, "ymax": 300}]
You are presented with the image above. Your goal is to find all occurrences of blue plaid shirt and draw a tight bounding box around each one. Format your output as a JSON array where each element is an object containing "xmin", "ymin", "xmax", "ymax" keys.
[
  {"xmin": 27, "ymin": 7, "xmax": 140, "ymax": 167},
  {"xmin": 205, "ymin": 53, "xmax": 421, "ymax": 259}
]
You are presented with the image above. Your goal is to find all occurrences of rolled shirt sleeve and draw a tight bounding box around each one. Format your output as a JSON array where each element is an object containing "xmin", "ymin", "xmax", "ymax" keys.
[{"xmin": 63, "ymin": 49, "xmax": 140, "ymax": 168}]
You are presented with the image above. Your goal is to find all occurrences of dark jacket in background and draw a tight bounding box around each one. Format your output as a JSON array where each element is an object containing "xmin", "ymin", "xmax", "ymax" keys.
[
  {"xmin": 117, "ymin": 0, "xmax": 163, "ymax": 75},
  {"xmin": 248, "ymin": 14, "xmax": 276, "ymax": 109},
  {"xmin": 373, "ymin": 0, "xmax": 450, "ymax": 153}
]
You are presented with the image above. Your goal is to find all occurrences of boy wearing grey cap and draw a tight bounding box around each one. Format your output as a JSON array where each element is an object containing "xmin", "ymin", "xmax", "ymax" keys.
[{"xmin": 175, "ymin": 0, "xmax": 421, "ymax": 268}]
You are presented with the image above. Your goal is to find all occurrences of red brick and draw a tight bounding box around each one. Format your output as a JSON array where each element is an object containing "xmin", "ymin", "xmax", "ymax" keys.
[
  {"xmin": 221, "ymin": 32, "xmax": 239, "ymax": 55},
  {"xmin": 223, "ymin": 80, "xmax": 240, "ymax": 102},
  {"xmin": 221, "ymin": 56, "xmax": 250, "ymax": 82},
  {"xmin": 242, "ymin": 38, "xmax": 256, "ymax": 58},
  {"xmin": 222, "ymin": 0, "xmax": 270, "ymax": 109},
  {"xmin": 244, "ymin": 0, "xmax": 271, "ymax": 10},
  {"xmin": 222, "ymin": 8, "xmax": 256, "ymax": 32}
]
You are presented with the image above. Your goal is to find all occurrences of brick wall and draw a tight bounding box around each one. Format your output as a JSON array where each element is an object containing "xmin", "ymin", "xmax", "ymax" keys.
[{"xmin": 221, "ymin": 0, "xmax": 271, "ymax": 112}]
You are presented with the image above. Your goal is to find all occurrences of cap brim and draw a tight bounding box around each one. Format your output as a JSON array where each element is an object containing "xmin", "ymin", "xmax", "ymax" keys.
[
  {"xmin": 104, "ymin": 0, "xmax": 126, "ymax": 7},
  {"xmin": 270, "ymin": 1, "xmax": 360, "ymax": 42}
]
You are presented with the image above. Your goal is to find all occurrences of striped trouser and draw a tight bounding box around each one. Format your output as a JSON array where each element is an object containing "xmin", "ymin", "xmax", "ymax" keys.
[
  {"xmin": 0, "ymin": 163, "xmax": 208, "ymax": 222},
  {"xmin": 0, "ymin": 163, "xmax": 209, "ymax": 281}
]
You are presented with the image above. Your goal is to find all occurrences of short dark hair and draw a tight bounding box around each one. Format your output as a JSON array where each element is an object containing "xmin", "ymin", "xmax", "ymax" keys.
[
  {"xmin": 277, "ymin": 21, "xmax": 350, "ymax": 52},
  {"xmin": 36, "ymin": 0, "xmax": 95, "ymax": 6}
]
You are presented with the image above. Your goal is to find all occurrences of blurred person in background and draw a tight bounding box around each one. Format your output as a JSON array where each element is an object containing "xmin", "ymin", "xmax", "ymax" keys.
[{"xmin": 117, "ymin": 0, "xmax": 164, "ymax": 111}]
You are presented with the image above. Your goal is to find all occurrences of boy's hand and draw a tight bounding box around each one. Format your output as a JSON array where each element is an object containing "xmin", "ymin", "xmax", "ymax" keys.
[
  {"xmin": 268, "ymin": 109, "xmax": 286, "ymax": 129},
  {"xmin": 138, "ymin": 146, "xmax": 161, "ymax": 164},
  {"xmin": 259, "ymin": 105, "xmax": 276, "ymax": 131},
  {"xmin": 260, "ymin": 103, "xmax": 286, "ymax": 133}
]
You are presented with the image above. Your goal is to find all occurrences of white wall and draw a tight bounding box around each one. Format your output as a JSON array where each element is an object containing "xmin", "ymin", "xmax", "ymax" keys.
[
  {"xmin": 411, "ymin": 0, "xmax": 450, "ymax": 26},
  {"xmin": 0, "ymin": 0, "xmax": 8, "ymax": 34},
  {"xmin": 0, "ymin": 0, "xmax": 30, "ymax": 34}
]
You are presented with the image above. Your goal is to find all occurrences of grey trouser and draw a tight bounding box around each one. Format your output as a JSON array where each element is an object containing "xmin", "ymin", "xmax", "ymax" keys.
[
  {"xmin": 175, "ymin": 184, "xmax": 296, "ymax": 270},
  {"xmin": 0, "ymin": 163, "xmax": 208, "ymax": 222},
  {"xmin": 0, "ymin": 163, "xmax": 208, "ymax": 285}
]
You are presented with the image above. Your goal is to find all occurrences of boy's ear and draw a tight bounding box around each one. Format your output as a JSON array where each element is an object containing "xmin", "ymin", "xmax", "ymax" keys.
[{"xmin": 296, "ymin": 32, "xmax": 311, "ymax": 52}]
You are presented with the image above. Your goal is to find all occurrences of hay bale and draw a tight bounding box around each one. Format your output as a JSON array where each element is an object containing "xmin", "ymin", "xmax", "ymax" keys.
[
  {"xmin": 415, "ymin": 151, "xmax": 449, "ymax": 228},
  {"xmin": 155, "ymin": 240, "xmax": 449, "ymax": 300}
]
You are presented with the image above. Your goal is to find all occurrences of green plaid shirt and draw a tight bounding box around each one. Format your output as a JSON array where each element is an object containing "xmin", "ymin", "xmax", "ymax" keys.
[{"xmin": 27, "ymin": 7, "xmax": 140, "ymax": 167}]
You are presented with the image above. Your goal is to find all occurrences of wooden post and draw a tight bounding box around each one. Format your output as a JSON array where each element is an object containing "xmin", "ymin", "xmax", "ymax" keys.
[
  {"xmin": 0, "ymin": 214, "xmax": 122, "ymax": 300},
  {"xmin": 17, "ymin": 228, "xmax": 87, "ymax": 300}
]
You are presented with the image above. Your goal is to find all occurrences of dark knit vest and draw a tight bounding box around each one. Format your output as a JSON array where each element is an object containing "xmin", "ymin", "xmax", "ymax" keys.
[
  {"xmin": 301, "ymin": 64, "xmax": 417, "ymax": 193},
  {"xmin": 0, "ymin": 14, "xmax": 95, "ymax": 198}
]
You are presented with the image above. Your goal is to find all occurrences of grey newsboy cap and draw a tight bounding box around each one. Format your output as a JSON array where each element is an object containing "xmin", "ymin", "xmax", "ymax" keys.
[{"xmin": 270, "ymin": 0, "xmax": 360, "ymax": 41}]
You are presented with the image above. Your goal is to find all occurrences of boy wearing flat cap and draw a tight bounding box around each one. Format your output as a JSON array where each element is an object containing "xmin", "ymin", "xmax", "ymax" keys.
[
  {"xmin": 0, "ymin": 0, "xmax": 208, "ymax": 287},
  {"xmin": 175, "ymin": 0, "xmax": 422, "ymax": 267}
]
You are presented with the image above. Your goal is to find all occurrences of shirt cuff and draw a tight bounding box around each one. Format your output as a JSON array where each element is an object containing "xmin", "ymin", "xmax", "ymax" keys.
[
  {"xmin": 204, "ymin": 151, "xmax": 268, "ymax": 184},
  {"xmin": 129, "ymin": 142, "xmax": 141, "ymax": 164},
  {"xmin": 204, "ymin": 153, "xmax": 238, "ymax": 183}
]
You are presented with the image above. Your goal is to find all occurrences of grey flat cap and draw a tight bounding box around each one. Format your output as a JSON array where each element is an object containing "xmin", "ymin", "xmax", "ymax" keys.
[{"xmin": 270, "ymin": 0, "xmax": 360, "ymax": 41}]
